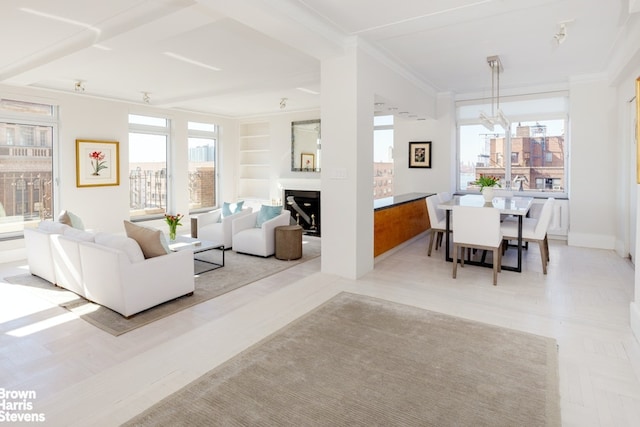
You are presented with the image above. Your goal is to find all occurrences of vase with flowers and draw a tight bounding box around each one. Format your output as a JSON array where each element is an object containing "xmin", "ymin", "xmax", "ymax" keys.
[
  {"xmin": 473, "ymin": 175, "xmax": 501, "ymax": 202},
  {"xmin": 164, "ymin": 213, "xmax": 184, "ymax": 241}
]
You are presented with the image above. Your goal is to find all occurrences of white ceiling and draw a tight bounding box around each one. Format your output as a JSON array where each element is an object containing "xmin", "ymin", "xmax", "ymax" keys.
[{"xmin": 0, "ymin": 0, "xmax": 631, "ymax": 118}]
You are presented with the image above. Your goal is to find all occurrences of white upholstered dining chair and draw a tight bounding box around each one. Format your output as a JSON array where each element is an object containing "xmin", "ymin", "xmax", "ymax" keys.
[
  {"xmin": 501, "ymin": 198, "xmax": 554, "ymax": 274},
  {"xmin": 426, "ymin": 195, "xmax": 447, "ymax": 256},
  {"xmin": 452, "ymin": 205, "xmax": 503, "ymax": 286}
]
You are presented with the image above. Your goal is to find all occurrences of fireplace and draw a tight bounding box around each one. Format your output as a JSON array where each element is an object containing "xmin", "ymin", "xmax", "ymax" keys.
[{"xmin": 283, "ymin": 190, "xmax": 321, "ymax": 236}]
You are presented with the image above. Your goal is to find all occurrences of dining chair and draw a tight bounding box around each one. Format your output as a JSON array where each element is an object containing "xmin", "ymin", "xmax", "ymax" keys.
[
  {"xmin": 452, "ymin": 205, "xmax": 503, "ymax": 285},
  {"xmin": 501, "ymin": 198, "xmax": 554, "ymax": 274},
  {"xmin": 437, "ymin": 192, "xmax": 452, "ymax": 203},
  {"xmin": 426, "ymin": 195, "xmax": 447, "ymax": 256}
]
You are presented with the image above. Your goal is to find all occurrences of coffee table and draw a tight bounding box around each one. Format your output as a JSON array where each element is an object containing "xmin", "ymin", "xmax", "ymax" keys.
[{"xmin": 168, "ymin": 236, "xmax": 225, "ymax": 274}]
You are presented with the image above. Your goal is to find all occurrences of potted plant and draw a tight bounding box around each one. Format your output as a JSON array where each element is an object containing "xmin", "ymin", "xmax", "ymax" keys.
[{"xmin": 473, "ymin": 175, "xmax": 501, "ymax": 202}]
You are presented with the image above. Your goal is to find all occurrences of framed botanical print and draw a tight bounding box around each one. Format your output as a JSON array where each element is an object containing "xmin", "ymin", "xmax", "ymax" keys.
[
  {"xmin": 409, "ymin": 141, "xmax": 432, "ymax": 168},
  {"xmin": 76, "ymin": 139, "xmax": 120, "ymax": 187},
  {"xmin": 301, "ymin": 153, "xmax": 315, "ymax": 171}
]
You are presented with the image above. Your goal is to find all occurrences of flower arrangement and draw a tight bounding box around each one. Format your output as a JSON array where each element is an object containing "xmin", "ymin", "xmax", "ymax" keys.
[
  {"xmin": 89, "ymin": 151, "xmax": 108, "ymax": 176},
  {"xmin": 473, "ymin": 174, "xmax": 501, "ymax": 190},
  {"xmin": 164, "ymin": 213, "xmax": 184, "ymax": 240}
]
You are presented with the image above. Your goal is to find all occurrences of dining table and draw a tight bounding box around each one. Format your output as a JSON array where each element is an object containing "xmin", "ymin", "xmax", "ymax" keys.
[{"xmin": 437, "ymin": 194, "xmax": 534, "ymax": 273}]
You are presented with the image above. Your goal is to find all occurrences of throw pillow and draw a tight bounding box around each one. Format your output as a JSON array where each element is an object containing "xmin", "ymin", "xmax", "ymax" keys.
[
  {"xmin": 123, "ymin": 220, "xmax": 170, "ymax": 259},
  {"xmin": 58, "ymin": 210, "xmax": 85, "ymax": 229},
  {"xmin": 255, "ymin": 205, "xmax": 282, "ymax": 228},
  {"xmin": 221, "ymin": 201, "xmax": 245, "ymax": 218}
]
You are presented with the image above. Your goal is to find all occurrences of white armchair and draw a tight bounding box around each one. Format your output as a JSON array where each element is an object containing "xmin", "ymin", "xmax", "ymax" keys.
[
  {"xmin": 232, "ymin": 209, "xmax": 291, "ymax": 257},
  {"xmin": 195, "ymin": 207, "xmax": 253, "ymax": 249}
]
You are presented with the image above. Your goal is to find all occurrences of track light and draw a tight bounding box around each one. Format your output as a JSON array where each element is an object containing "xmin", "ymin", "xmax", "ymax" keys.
[
  {"xmin": 280, "ymin": 97, "xmax": 287, "ymax": 109},
  {"xmin": 142, "ymin": 92, "xmax": 150, "ymax": 104},
  {"xmin": 554, "ymin": 21, "xmax": 573, "ymax": 45},
  {"xmin": 74, "ymin": 81, "xmax": 85, "ymax": 92}
]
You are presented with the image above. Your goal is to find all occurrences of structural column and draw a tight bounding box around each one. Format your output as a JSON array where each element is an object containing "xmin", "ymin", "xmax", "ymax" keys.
[{"xmin": 320, "ymin": 44, "xmax": 375, "ymax": 279}]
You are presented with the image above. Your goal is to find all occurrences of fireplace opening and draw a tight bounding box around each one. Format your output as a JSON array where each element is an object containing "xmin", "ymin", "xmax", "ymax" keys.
[{"xmin": 283, "ymin": 190, "xmax": 320, "ymax": 236}]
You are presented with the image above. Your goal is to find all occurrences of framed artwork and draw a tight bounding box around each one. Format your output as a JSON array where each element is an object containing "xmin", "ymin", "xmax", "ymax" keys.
[
  {"xmin": 301, "ymin": 153, "xmax": 315, "ymax": 171},
  {"xmin": 76, "ymin": 139, "xmax": 120, "ymax": 187},
  {"xmin": 408, "ymin": 141, "xmax": 432, "ymax": 168}
]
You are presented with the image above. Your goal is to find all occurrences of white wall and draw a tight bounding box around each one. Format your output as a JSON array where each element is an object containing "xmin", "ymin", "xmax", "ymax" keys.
[
  {"xmin": 393, "ymin": 92, "xmax": 455, "ymax": 196},
  {"xmin": 251, "ymin": 109, "xmax": 322, "ymax": 201},
  {"xmin": 567, "ymin": 78, "xmax": 619, "ymax": 249}
]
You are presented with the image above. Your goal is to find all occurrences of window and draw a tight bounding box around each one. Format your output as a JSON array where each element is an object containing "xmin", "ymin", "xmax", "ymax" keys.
[
  {"xmin": 128, "ymin": 114, "xmax": 169, "ymax": 218},
  {"xmin": 0, "ymin": 99, "xmax": 56, "ymax": 237},
  {"xmin": 374, "ymin": 115, "xmax": 394, "ymax": 200},
  {"xmin": 188, "ymin": 121, "xmax": 217, "ymax": 213},
  {"xmin": 457, "ymin": 94, "xmax": 568, "ymax": 195}
]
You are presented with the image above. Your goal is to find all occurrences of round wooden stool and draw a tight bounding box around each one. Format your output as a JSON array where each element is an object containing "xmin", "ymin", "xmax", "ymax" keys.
[{"xmin": 275, "ymin": 225, "xmax": 303, "ymax": 260}]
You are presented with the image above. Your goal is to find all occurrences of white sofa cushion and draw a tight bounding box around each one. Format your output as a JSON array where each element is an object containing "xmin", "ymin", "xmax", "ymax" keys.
[
  {"xmin": 95, "ymin": 232, "xmax": 145, "ymax": 263},
  {"xmin": 38, "ymin": 220, "xmax": 70, "ymax": 234},
  {"xmin": 63, "ymin": 227, "xmax": 95, "ymax": 242}
]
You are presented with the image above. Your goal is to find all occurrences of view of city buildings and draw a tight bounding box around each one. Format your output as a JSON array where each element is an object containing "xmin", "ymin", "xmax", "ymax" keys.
[
  {"xmin": 462, "ymin": 123, "xmax": 565, "ymax": 191},
  {"xmin": 0, "ymin": 122, "xmax": 53, "ymax": 225}
]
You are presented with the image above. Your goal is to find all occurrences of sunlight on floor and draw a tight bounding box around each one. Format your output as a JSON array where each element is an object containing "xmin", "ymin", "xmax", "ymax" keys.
[{"xmin": 6, "ymin": 311, "xmax": 77, "ymax": 337}]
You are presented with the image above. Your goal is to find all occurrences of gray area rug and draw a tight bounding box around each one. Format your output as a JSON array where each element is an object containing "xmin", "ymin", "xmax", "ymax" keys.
[
  {"xmin": 124, "ymin": 292, "xmax": 561, "ymax": 427},
  {"xmin": 3, "ymin": 237, "xmax": 320, "ymax": 336}
]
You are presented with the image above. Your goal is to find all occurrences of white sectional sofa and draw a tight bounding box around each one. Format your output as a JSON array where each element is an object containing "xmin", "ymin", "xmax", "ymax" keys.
[{"xmin": 24, "ymin": 221, "xmax": 194, "ymax": 318}]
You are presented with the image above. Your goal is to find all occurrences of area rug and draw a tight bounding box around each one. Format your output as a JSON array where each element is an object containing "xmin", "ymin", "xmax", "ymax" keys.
[
  {"xmin": 124, "ymin": 292, "xmax": 561, "ymax": 426},
  {"xmin": 3, "ymin": 237, "xmax": 320, "ymax": 336}
]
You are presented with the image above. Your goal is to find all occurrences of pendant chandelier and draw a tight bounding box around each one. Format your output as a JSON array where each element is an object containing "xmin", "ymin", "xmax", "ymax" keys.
[{"xmin": 479, "ymin": 55, "xmax": 509, "ymax": 131}]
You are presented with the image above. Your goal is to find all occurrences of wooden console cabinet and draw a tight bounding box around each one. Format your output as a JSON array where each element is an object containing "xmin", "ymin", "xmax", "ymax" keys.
[{"xmin": 374, "ymin": 193, "xmax": 433, "ymax": 257}]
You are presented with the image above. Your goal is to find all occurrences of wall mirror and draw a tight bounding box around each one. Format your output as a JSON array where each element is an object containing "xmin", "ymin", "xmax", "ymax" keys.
[{"xmin": 291, "ymin": 119, "xmax": 321, "ymax": 172}]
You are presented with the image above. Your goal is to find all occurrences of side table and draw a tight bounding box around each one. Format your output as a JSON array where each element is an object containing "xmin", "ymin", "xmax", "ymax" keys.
[{"xmin": 275, "ymin": 225, "xmax": 303, "ymax": 260}]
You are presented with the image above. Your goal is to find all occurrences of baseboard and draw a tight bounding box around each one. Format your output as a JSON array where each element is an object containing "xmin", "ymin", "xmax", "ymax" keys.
[{"xmin": 567, "ymin": 231, "xmax": 616, "ymax": 250}]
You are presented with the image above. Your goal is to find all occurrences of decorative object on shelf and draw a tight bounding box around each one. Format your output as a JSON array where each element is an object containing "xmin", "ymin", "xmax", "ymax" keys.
[
  {"xmin": 76, "ymin": 139, "xmax": 120, "ymax": 187},
  {"xmin": 472, "ymin": 174, "xmax": 501, "ymax": 202},
  {"xmin": 164, "ymin": 213, "xmax": 184, "ymax": 241},
  {"xmin": 301, "ymin": 153, "xmax": 315, "ymax": 171},
  {"xmin": 408, "ymin": 141, "xmax": 432, "ymax": 168}
]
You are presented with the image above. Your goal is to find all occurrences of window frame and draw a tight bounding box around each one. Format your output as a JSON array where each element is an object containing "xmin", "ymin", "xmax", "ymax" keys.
[
  {"xmin": 187, "ymin": 120, "xmax": 218, "ymax": 214},
  {"xmin": 456, "ymin": 93, "xmax": 569, "ymax": 199},
  {"xmin": 0, "ymin": 100, "xmax": 58, "ymax": 240},
  {"xmin": 128, "ymin": 114, "xmax": 171, "ymax": 221}
]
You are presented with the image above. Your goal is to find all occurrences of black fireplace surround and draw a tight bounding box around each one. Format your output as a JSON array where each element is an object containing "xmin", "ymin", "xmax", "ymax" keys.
[{"xmin": 283, "ymin": 189, "xmax": 320, "ymax": 236}]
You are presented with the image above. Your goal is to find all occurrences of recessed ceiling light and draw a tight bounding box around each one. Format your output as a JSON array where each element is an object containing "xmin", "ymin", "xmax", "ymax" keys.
[
  {"xmin": 163, "ymin": 52, "xmax": 221, "ymax": 72},
  {"xmin": 296, "ymin": 87, "xmax": 320, "ymax": 95}
]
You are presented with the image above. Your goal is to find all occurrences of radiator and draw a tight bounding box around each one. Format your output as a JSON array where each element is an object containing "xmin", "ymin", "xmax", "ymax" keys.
[{"xmin": 528, "ymin": 198, "xmax": 569, "ymax": 237}]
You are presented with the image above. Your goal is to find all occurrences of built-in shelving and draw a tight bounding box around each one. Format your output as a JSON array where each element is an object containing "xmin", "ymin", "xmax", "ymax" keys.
[{"xmin": 238, "ymin": 121, "xmax": 270, "ymax": 202}]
